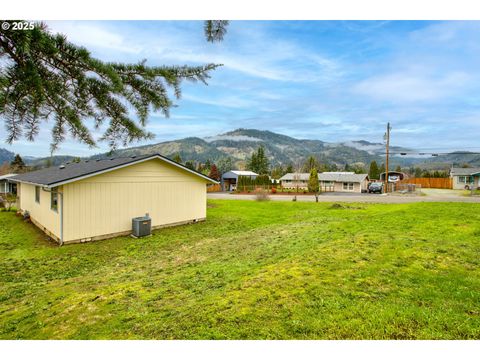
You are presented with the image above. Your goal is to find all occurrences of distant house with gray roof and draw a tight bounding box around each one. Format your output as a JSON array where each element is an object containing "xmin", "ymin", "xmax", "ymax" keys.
[
  {"xmin": 279, "ymin": 172, "xmax": 369, "ymax": 192},
  {"xmin": 450, "ymin": 167, "xmax": 480, "ymax": 190}
]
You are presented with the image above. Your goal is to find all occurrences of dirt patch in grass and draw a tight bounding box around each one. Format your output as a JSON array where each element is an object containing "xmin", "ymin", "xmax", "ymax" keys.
[{"xmin": 329, "ymin": 203, "xmax": 365, "ymax": 210}]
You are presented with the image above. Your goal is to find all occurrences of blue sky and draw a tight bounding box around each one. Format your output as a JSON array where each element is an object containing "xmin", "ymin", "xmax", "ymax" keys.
[{"xmin": 4, "ymin": 20, "xmax": 480, "ymax": 157}]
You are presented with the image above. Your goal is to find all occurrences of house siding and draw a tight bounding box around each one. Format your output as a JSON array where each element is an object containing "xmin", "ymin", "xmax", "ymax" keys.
[
  {"xmin": 61, "ymin": 158, "xmax": 207, "ymax": 243},
  {"xmin": 452, "ymin": 175, "xmax": 480, "ymax": 190},
  {"xmin": 18, "ymin": 183, "xmax": 62, "ymax": 241}
]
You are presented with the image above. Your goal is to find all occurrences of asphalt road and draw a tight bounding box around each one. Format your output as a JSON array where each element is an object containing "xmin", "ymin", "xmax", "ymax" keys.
[{"xmin": 208, "ymin": 191, "xmax": 480, "ymax": 203}]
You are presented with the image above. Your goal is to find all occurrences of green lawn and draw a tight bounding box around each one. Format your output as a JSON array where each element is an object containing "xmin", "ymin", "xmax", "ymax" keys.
[{"xmin": 1, "ymin": 200, "xmax": 479, "ymax": 339}]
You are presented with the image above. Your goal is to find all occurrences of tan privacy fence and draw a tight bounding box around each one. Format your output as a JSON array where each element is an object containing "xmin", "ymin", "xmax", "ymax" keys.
[
  {"xmin": 207, "ymin": 184, "xmax": 222, "ymax": 192},
  {"xmin": 396, "ymin": 177, "xmax": 452, "ymax": 189}
]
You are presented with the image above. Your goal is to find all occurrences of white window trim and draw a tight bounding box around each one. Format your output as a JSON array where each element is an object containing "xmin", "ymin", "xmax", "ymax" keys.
[
  {"xmin": 35, "ymin": 186, "xmax": 40, "ymax": 203},
  {"xmin": 50, "ymin": 189, "xmax": 58, "ymax": 212}
]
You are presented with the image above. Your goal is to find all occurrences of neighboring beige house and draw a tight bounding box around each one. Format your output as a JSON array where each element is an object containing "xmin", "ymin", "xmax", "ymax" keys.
[
  {"xmin": 279, "ymin": 172, "xmax": 369, "ymax": 193},
  {"xmin": 11, "ymin": 154, "xmax": 217, "ymax": 245},
  {"xmin": 450, "ymin": 167, "xmax": 480, "ymax": 190}
]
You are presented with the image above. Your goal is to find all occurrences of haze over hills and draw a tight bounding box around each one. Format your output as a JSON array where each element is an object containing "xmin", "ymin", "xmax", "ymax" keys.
[{"xmin": 2, "ymin": 128, "xmax": 479, "ymax": 170}]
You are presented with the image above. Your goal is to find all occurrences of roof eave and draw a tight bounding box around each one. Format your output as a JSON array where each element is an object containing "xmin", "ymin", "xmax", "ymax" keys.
[
  {"xmin": 15, "ymin": 154, "xmax": 218, "ymax": 188},
  {"xmin": 9, "ymin": 178, "xmax": 52, "ymax": 187}
]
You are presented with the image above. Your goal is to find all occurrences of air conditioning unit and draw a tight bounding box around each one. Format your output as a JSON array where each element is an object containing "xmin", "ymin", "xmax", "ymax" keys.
[{"xmin": 132, "ymin": 214, "xmax": 151, "ymax": 238}]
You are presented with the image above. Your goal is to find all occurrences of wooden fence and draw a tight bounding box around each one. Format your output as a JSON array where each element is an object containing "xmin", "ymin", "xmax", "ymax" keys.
[
  {"xmin": 206, "ymin": 184, "xmax": 222, "ymax": 192},
  {"xmin": 396, "ymin": 177, "xmax": 452, "ymax": 189}
]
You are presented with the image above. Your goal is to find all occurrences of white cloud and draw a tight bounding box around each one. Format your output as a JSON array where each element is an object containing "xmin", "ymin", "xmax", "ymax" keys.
[
  {"xmin": 352, "ymin": 71, "xmax": 472, "ymax": 103},
  {"xmin": 181, "ymin": 94, "xmax": 256, "ymax": 109},
  {"xmin": 46, "ymin": 20, "xmax": 345, "ymax": 84},
  {"xmin": 46, "ymin": 21, "xmax": 142, "ymax": 54},
  {"xmin": 204, "ymin": 135, "xmax": 263, "ymax": 142}
]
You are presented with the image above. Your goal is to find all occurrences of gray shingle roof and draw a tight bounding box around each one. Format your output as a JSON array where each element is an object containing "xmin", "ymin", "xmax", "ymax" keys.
[
  {"xmin": 10, "ymin": 153, "xmax": 217, "ymax": 187},
  {"xmin": 318, "ymin": 173, "xmax": 369, "ymax": 182},
  {"xmin": 278, "ymin": 173, "xmax": 310, "ymax": 181},
  {"xmin": 450, "ymin": 167, "xmax": 480, "ymax": 176}
]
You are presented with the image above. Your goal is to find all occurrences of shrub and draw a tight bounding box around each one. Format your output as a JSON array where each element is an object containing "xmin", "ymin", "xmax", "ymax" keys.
[
  {"xmin": 271, "ymin": 187, "xmax": 277, "ymax": 194},
  {"xmin": 254, "ymin": 188, "xmax": 270, "ymax": 201},
  {"xmin": 1, "ymin": 193, "xmax": 17, "ymax": 212}
]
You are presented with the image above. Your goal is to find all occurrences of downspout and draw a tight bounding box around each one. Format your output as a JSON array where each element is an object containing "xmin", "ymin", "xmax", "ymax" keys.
[{"xmin": 42, "ymin": 187, "xmax": 64, "ymax": 246}]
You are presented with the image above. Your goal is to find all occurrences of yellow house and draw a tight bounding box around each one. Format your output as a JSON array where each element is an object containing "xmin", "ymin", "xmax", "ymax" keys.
[{"xmin": 11, "ymin": 154, "xmax": 218, "ymax": 245}]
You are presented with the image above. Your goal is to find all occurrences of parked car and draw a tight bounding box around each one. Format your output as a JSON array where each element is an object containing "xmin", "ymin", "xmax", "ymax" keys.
[{"xmin": 368, "ymin": 182, "xmax": 384, "ymax": 194}]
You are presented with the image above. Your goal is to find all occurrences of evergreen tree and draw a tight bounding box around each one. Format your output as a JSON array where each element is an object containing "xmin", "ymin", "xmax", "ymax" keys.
[
  {"xmin": 395, "ymin": 165, "xmax": 402, "ymax": 172},
  {"xmin": 285, "ymin": 164, "xmax": 294, "ymax": 173},
  {"xmin": 204, "ymin": 159, "xmax": 212, "ymax": 170},
  {"xmin": 172, "ymin": 153, "xmax": 182, "ymax": 164},
  {"xmin": 368, "ymin": 160, "xmax": 380, "ymax": 179},
  {"xmin": 247, "ymin": 152, "xmax": 258, "ymax": 173},
  {"xmin": 184, "ymin": 160, "xmax": 195, "ymax": 170},
  {"xmin": 256, "ymin": 146, "xmax": 269, "ymax": 175},
  {"xmin": 208, "ymin": 164, "xmax": 221, "ymax": 181},
  {"xmin": 414, "ymin": 167, "xmax": 422, "ymax": 178},
  {"xmin": 10, "ymin": 154, "xmax": 26, "ymax": 172},
  {"xmin": 204, "ymin": 21, "xmax": 229, "ymax": 42},
  {"xmin": 270, "ymin": 165, "xmax": 285, "ymax": 179},
  {"xmin": 308, "ymin": 168, "xmax": 320, "ymax": 202},
  {"xmin": 217, "ymin": 157, "xmax": 233, "ymax": 175},
  {"xmin": 0, "ymin": 22, "xmax": 219, "ymax": 151},
  {"xmin": 422, "ymin": 170, "xmax": 431, "ymax": 178},
  {"xmin": 379, "ymin": 163, "xmax": 386, "ymax": 175},
  {"xmin": 255, "ymin": 174, "xmax": 270, "ymax": 187},
  {"xmin": 303, "ymin": 155, "xmax": 318, "ymax": 172},
  {"xmin": 247, "ymin": 146, "xmax": 269, "ymax": 175},
  {"xmin": 328, "ymin": 163, "xmax": 339, "ymax": 172}
]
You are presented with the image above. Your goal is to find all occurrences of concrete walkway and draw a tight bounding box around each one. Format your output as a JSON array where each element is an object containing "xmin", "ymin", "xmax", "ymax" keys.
[{"xmin": 208, "ymin": 191, "xmax": 480, "ymax": 204}]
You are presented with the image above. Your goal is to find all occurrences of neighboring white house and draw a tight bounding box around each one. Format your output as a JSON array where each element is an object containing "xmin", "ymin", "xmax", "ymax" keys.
[
  {"xmin": 450, "ymin": 167, "xmax": 480, "ymax": 190},
  {"xmin": 0, "ymin": 174, "xmax": 17, "ymax": 194},
  {"xmin": 279, "ymin": 172, "xmax": 369, "ymax": 193},
  {"xmin": 221, "ymin": 170, "xmax": 258, "ymax": 191}
]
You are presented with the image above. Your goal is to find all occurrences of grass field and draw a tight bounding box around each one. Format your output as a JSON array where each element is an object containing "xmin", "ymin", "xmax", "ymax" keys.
[{"xmin": 1, "ymin": 200, "xmax": 479, "ymax": 339}]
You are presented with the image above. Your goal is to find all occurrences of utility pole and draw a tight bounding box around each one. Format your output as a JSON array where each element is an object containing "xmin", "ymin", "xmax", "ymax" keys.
[{"xmin": 384, "ymin": 122, "xmax": 391, "ymax": 193}]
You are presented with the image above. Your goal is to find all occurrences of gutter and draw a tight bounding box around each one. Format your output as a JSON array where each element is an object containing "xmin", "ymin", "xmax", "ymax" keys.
[{"xmin": 42, "ymin": 187, "xmax": 64, "ymax": 246}]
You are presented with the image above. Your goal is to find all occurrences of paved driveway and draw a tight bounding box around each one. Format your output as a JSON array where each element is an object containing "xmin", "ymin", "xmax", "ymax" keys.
[{"xmin": 208, "ymin": 191, "xmax": 480, "ymax": 203}]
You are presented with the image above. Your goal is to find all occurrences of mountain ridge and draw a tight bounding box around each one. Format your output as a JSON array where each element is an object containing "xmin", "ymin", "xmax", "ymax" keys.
[{"xmin": 2, "ymin": 128, "xmax": 479, "ymax": 169}]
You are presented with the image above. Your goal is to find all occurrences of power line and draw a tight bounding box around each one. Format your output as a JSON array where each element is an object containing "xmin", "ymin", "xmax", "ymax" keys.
[
  {"xmin": 379, "ymin": 152, "xmax": 480, "ymax": 156},
  {"xmin": 404, "ymin": 147, "xmax": 480, "ymax": 151}
]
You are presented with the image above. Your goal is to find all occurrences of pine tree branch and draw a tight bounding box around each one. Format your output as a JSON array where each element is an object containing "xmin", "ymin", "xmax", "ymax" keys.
[{"xmin": 0, "ymin": 21, "xmax": 221, "ymax": 151}]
